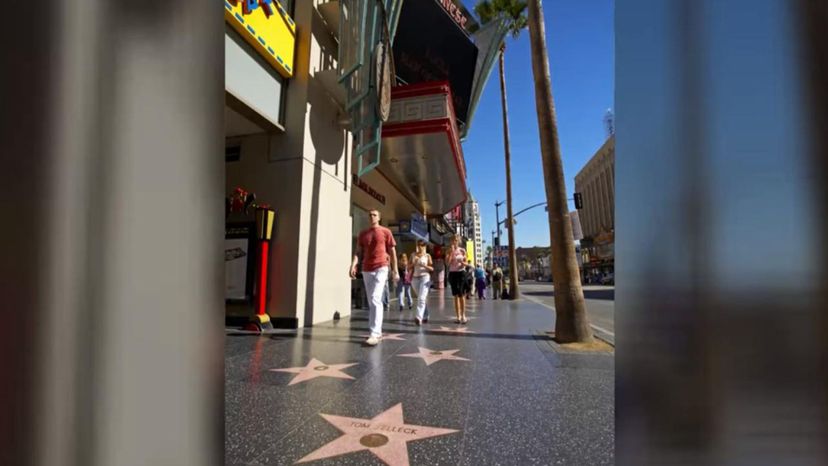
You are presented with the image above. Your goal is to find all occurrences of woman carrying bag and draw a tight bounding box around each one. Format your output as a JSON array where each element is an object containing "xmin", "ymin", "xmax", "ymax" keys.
[{"xmin": 409, "ymin": 240, "xmax": 434, "ymax": 326}]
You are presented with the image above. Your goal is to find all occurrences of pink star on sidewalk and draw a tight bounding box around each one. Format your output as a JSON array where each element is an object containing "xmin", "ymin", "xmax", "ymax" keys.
[
  {"xmin": 269, "ymin": 358, "xmax": 357, "ymax": 386},
  {"xmin": 434, "ymin": 326, "xmax": 476, "ymax": 334},
  {"xmin": 297, "ymin": 403, "xmax": 459, "ymax": 465},
  {"xmin": 397, "ymin": 347, "xmax": 470, "ymax": 366},
  {"xmin": 358, "ymin": 332, "xmax": 406, "ymax": 341}
]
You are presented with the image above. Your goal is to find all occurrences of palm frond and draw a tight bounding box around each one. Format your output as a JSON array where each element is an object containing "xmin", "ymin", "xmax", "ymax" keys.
[{"xmin": 474, "ymin": 0, "xmax": 528, "ymax": 39}]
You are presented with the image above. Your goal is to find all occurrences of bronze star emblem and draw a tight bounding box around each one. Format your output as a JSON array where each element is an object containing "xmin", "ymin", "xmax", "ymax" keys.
[
  {"xmin": 397, "ymin": 347, "xmax": 470, "ymax": 366},
  {"xmin": 358, "ymin": 332, "xmax": 407, "ymax": 341},
  {"xmin": 296, "ymin": 403, "xmax": 459, "ymax": 465},
  {"xmin": 434, "ymin": 326, "xmax": 476, "ymax": 334},
  {"xmin": 269, "ymin": 358, "xmax": 357, "ymax": 386}
]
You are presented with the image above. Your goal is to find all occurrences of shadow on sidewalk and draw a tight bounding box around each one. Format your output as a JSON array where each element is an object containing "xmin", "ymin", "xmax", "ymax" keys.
[{"xmin": 524, "ymin": 288, "xmax": 614, "ymax": 301}]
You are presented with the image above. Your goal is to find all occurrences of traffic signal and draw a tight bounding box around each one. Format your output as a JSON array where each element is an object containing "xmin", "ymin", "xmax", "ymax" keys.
[{"xmin": 574, "ymin": 192, "xmax": 583, "ymax": 210}]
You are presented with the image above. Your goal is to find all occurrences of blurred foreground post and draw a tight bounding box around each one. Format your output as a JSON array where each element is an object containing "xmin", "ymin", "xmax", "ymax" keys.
[{"xmin": 2, "ymin": 1, "xmax": 224, "ymax": 465}]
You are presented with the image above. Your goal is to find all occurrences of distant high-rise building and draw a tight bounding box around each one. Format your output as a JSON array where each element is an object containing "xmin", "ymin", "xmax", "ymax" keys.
[{"xmin": 464, "ymin": 192, "xmax": 483, "ymax": 266}]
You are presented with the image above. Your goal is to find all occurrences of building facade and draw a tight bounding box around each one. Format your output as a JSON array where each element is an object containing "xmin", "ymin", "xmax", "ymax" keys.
[
  {"xmin": 574, "ymin": 136, "xmax": 615, "ymax": 280},
  {"xmin": 225, "ymin": 0, "xmax": 353, "ymax": 328},
  {"xmin": 224, "ymin": 0, "xmax": 502, "ymax": 327}
]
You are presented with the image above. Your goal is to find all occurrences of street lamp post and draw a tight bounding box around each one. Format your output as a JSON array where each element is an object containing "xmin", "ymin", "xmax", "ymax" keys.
[
  {"xmin": 491, "ymin": 229, "xmax": 496, "ymax": 267},
  {"xmin": 494, "ymin": 200, "xmax": 504, "ymax": 246}
]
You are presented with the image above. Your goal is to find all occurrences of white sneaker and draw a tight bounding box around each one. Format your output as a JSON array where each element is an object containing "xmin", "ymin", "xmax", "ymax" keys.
[{"xmin": 366, "ymin": 336, "xmax": 381, "ymax": 346}]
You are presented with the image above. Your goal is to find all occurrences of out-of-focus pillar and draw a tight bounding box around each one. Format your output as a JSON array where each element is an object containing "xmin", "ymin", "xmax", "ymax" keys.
[{"xmin": 15, "ymin": 1, "xmax": 225, "ymax": 466}]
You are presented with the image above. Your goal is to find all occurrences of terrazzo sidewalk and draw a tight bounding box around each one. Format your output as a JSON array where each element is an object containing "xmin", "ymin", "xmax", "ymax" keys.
[{"xmin": 226, "ymin": 288, "xmax": 614, "ymax": 466}]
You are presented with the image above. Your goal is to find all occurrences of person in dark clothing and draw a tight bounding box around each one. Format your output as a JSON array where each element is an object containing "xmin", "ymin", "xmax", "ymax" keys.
[{"xmin": 464, "ymin": 265, "xmax": 475, "ymax": 300}]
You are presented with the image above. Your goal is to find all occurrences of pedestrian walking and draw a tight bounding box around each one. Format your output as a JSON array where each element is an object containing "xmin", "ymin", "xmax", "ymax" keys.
[
  {"xmin": 409, "ymin": 240, "xmax": 433, "ymax": 325},
  {"xmin": 446, "ymin": 236, "xmax": 469, "ymax": 323},
  {"xmin": 491, "ymin": 264, "xmax": 504, "ymax": 300},
  {"xmin": 350, "ymin": 209, "xmax": 398, "ymax": 346},
  {"xmin": 397, "ymin": 253, "xmax": 412, "ymax": 311},
  {"xmin": 475, "ymin": 264, "xmax": 487, "ymax": 299},
  {"xmin": 464, "ymin": 264, "xmax": 475, "ymax": 300}
]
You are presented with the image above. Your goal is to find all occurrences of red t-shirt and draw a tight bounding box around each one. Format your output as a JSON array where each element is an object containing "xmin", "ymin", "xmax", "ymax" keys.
[{"xmin": 358, "ymin": 226, "xmax": 396, "ymax": 272}]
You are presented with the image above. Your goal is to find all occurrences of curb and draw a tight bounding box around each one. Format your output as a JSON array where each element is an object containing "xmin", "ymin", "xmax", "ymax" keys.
[
  {"xmin": 520, "ymin": 294, "xmax": 615, "ymax": 348},
  {"xmin": 590, "ymin": 327, "xmax": 615, "ymax": 347}
]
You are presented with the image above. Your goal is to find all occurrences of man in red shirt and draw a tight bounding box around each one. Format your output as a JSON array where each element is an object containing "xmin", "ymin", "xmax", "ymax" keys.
[{"xmin": 350, "ymin": 209, "xmax": 398, "ymax": 345}]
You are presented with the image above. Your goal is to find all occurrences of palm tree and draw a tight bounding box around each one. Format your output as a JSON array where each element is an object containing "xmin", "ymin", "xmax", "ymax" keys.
[
  {"xmin": 526, "ymin": 0, "xmax": 593, "ymax": 343},
  {"xmin": 475, "ymin": 0, "xmax": 527, "ymax": 300}
]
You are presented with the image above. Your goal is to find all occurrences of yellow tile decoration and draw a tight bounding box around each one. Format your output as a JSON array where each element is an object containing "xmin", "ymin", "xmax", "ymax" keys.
[{"xmin": 224, "ymin": 0, "xmax": 296, "ymax": 78}]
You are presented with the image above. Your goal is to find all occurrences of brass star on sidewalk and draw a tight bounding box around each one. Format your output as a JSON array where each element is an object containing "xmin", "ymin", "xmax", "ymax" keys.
[
  {"xmin": 269, "ymin": 358, "xmax": 357, "ymax": 386},
  {"xmin": 434, "ymin": 326, "xmax": 476, "ymax": 334},
  {"xmin": 296, "ymin": 403, "xmax": 459, "ymax": 465},
  {"xmin": 397, "ymin": 347, "xmax": 470, "ymax": 366},
  {"xmin": 358, "ymin": 332, "xmax": 406, "ymax": 341}
]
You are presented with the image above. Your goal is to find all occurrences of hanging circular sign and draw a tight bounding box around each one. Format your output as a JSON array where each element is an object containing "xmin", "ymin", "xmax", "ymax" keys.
[{"xmin": 374, "ymin": 39, "xmax": 393, "ymax": 122}]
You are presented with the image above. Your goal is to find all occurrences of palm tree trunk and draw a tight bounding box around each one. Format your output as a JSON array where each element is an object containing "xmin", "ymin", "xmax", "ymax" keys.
[
  {"xmin": 498, "ymin": 45, "xmax": 520, "ymax": 300},
  {"xmin": 527, "ymin": 0, "xmax": 592, "ymax": 342}
]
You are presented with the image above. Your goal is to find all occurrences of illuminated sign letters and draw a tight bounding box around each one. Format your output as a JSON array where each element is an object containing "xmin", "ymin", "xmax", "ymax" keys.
[{"xmin": 439, "ymin": 0, "xmax": 468, "ymax": 29}]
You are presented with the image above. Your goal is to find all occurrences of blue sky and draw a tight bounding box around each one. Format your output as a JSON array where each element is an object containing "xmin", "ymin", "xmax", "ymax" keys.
[{"xmin": 459, "ymin": 0, "xmax": 614, "ymax": 248}]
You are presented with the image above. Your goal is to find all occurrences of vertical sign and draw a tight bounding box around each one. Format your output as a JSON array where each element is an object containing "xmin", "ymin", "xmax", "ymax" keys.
[{"xmin": 570, "ymin": 211, "xmax": 584, "ymax": 241}]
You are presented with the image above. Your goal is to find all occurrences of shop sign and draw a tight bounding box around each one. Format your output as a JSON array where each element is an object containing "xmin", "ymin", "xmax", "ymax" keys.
[
  {"xmin": 438, "ymin": 0, "xmax": 468, "ymax": 29},
  {"xmin": 224, "ymin": 0, "xmax": 296, "ymax": 78},
  {"xmin": 398, "ymin": 216, "xmax": 429, "ymax": 242},
  {"xmin": 225, "ymin": 222, "xmax": 257, "ymax": 302},
  {"xmin": 410, "ymin": 214, "xmax": 429, "ymax": 239},
  {"xmin": 352, "ymin": 174, "xmax": 386, "ymax": 205}
]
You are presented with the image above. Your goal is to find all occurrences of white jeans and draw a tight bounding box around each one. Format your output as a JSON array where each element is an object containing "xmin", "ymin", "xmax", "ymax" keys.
[
  {"xmin": 411, "ymin": 275, "xmax": 431, "ymax": 320},
  {"xmin": 362, "ymin": 266, "xmax": 388, "ymax": 338}
]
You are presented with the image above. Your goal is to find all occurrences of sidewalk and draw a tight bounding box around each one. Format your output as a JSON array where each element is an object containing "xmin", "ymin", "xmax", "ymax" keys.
[{"xmin": 226, "ymin": 289, "xmax": 614, "ymax": 465}]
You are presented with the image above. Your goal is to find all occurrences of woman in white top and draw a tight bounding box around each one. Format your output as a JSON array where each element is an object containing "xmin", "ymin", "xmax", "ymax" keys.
[{"xmin": 408, "ymin": 240, "xmax": 433, "ymax": 326}]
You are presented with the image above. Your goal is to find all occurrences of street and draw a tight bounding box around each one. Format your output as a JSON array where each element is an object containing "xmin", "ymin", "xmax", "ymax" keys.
[{"xmin": 519, "ymin": 281, "xmax": 615, "ymax": 345}]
